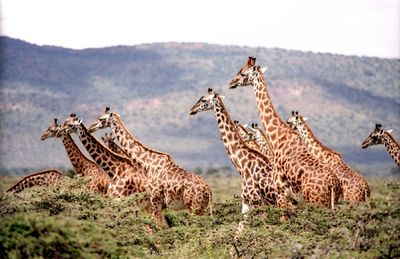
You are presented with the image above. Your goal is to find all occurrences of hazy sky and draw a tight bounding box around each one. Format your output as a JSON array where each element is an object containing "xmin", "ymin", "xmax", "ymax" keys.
[{"xmin": 1, "ymin": 0, "xmax": 399, "ymax": 58}]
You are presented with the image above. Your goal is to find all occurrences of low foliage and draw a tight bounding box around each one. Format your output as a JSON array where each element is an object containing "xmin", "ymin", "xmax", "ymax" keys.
[{"xmin": 0, "ymin": 176, "xmax": 399, "ymax": 258}]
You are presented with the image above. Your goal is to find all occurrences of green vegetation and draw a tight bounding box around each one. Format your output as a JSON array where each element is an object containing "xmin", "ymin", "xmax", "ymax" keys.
[{"xmin": 1, "ymin": 174, "xmax": 399, "ymax": 258}]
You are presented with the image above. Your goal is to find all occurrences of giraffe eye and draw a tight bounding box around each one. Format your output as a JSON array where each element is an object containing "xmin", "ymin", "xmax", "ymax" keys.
[{"xmin": 240, "ymin": 73, "xmax": 246, "ymax": 76}]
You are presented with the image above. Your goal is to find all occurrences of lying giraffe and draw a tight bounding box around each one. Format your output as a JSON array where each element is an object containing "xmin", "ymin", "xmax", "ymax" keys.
[
  {"xmin": 41, "ymin": 118, "xmax": 110, "ymax": 194},
  {"xmin": 362, "ymin": 124, "xmax": 400, "ymax": 167},
  {"xmin": 190, "ymin": 89, "xmax": 291, "ymax": 215},
  {"xmin": 287, "ymin": 111, "xmax": 370, "ymax": 202},
  {"xmin": 229, "ymin": 57, "xmax": 341, "ymax": 208},
  {"xmin": 59, "ymin": 114, "xmax": 148, "ymax": 199},
  {"xmin": 88, "ymin": 108, "xmax": 212, "ymax": 225},
  {"xmin": 6, "ymin": 169, "xmax": 65, "ymax": 193}
]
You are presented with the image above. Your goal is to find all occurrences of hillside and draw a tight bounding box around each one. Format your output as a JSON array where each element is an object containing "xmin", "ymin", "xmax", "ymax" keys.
[{"xmin": 0, "ymin": 37, "xmax": 399, "ymax": 175}]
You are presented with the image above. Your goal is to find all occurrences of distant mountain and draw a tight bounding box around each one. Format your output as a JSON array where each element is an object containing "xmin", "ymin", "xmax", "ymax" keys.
[{"xmin": 0, "ymin": 36, "xmax": 399, "ymax": 175}]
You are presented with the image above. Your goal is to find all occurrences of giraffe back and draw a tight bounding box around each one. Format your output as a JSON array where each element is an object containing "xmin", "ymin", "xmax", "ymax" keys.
[{"xmin": 6, "ymin": 169, "xmax": 65, "ymax": 193}]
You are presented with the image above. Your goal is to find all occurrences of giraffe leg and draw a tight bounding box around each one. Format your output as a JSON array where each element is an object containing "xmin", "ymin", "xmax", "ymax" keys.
[
  {"xmin": 230, "ymin": 202, "xmax": 251, "ymax": 257},
  {"xmin": 149, "ymin": 188, "xmax": 166, "ymax": 228}
]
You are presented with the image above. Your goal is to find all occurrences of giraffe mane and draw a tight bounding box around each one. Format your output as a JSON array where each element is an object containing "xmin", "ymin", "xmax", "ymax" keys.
[
  {"xmin": 299, "ymin": 117, "xmax": 343, "ymax": 159},
  {"xmin": 385, "ymin": 130, "xmax": 400, "ymax": 149},
  {"xmin": 81, "ymin": 123, "xmax": 139, "ymax": 166},
  {"xmin": 113, "ymin": 115, "xmax": 174, "ymax": 160}
]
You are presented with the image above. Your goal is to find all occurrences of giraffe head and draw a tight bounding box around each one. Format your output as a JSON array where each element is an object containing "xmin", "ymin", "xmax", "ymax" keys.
[
  {"xmin": 101, "ymin": 132, "xmax": 116, "ymax": 146},
  {"xmin": 228, "ymin": 56, "xmax": 268, "ymax": 89},
  {"xmin": 286, "ymin": 111, "xmax": 308, "ymax": 130},
  {"xmin": 242, "ymin": 123, "xmax": 260, "ymax": 142},
  {"xmin": 41, "ymin": 118, "xmax": 64, "ymax": 140},
  {"xmin": 361, "ymin": 124, "xmax": 393, "ymax": 148},
  {"xmin": 88, "ymin": 107, "xmax": 119, "ymax": 133},
  {"xmin": 60, "ymin": 113, "xmax": 84, "ymax": 135},
  {"xmin": 189, "ymin": 88, "xmax": 224, "ymax": 115}
]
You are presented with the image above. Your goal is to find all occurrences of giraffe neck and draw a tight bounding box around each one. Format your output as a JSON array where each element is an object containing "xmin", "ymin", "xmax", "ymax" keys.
[
  {"xmin": 253, "ymin": 73, "xmax": 294, "ymax": 151},
  {"xmin": 109, "ymin": 116, "xmax": 170, "ymax": 172},
  {"xmin": 254, "ymin": 130, "xmax": 275, "ymax": 163},
  {"xmin": 76, "ymin": 124, "xmax": 133, "ymax": 178},
  {"xmin": 383, "ymin": 132, "xmax": 400, "ymax": 166},
  {"xmin": 296, "ymin": 121, "xmax": 342, "ymax": 164},
  {"xmin": 213, "ymin": 97, "xmax": 267, "ymax": 180},
  {"xmin": 61, "ymin": 134, "xmax": 96, "ymax": 176}
]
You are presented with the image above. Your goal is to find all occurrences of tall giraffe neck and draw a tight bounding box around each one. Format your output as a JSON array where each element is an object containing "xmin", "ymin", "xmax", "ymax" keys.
[
  {"xmin": 296, "ymin": 120, "xmax": 342, "ymax": 163},
  {"xmin": 382, "ymin": 132, "xmax": 400, "ymax": 166},
  {"xmin": 213, "ymin": 97, "xmax": 267, "ymax": 180},
  {"xmin": 110, "ymin": 116, "xmax": 171, "ymax": 171},
  {"xmin": 253, "ymin": 72, "xmax": 298, "ymax": 151},
  {"xmin": 77, "ymin": 124, "xmax": 133, "ymax": 178},
  {"xmin": 62, "ymin": 134, "xmax": 95, "ymax": 175}
]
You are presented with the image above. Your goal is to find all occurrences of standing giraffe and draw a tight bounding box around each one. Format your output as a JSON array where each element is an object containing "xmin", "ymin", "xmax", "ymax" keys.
[
  {"xmin": 228, "ymin": 57, "xmax": 341, "ymax": 208},
  {"xmin": 6, "ymin": 169, "xmax": 65, "ymax": 193},
  {"xmin": 243, "ymin": 123, "xmax": 275, "ymax": 163},
  {"xmin": 362, "ymin": 124, "xmax": 400, "ymax": 167},
  {"xmin": 233, "ymin": 120, "xmax": 261, "ymax": 151},
  {"xmin": 287, "ymin": 111, "xmax": 370, "ymax": 202},
  {"xmin": 190, "ymin": 88, "xmax": 291, "ymax": 215},
  {"xmin": 88, "ymin": 108, "xmax": 212, "ymax": 225},
  {"xmin": 59, "ymin": 114, "xmax": 148, "ymax": 199},
  {"xmin": 41, "ymin": 118, "xmax": 110, "ymax": 194},
  {"xmin": 101, "ymin": 132, "xmax": 130, "ymax": 159}
]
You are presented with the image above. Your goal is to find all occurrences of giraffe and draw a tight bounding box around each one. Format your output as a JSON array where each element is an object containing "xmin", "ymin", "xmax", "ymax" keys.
[
  {"xmin": 6, "ymin": 169, "xmax": 65, "ymax": 193},
  {"xmin": 233, "ymin": 120, "xmax": 261, "ymax": 151},
  {"xmin": 41, "ymin": 118, "xmax": 110, "ymax": 194},
  {"xmin": 189, "ymin": 88, "xmax": 291, "ymax": 215},
  {"xmin": 87, "ymin": 108, "xmax": 212, "ymax": 225},
  {"xmin": 243, "ymin": 123, "xmax": 275, "ymax": 163},
  {"xmin": 228, "ymin": 56, "xmax": 341, "ymax": 208},
  {"xmin": 287, "ymin": 111, "xmax": 370, "ymax": 202},
  {"xmin": 101, "ymin": 132, "xmax": 130, "ymax": 159},
  {"xmin": 362, "ymin": 124, "xmax": 400, "ymax": 167},
  {"xmin": 59, "ymin": 114, "xmax": 148, "ymax": 199}
]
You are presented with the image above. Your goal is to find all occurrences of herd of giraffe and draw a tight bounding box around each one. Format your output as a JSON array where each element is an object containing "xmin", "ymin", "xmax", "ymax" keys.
[{"xmin": 5, "ymin": 57, "xmax": 400, "ymax": 228}]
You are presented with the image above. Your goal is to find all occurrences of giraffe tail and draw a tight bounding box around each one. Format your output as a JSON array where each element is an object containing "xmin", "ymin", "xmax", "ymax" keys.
[{"xmin": 6, "ymin": 169, "xmax": 64, "ymax": 193}]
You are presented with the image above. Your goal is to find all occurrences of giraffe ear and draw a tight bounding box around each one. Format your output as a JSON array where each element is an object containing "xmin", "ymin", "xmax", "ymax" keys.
[
  {"xmin": 260, "ymin": 67, "xmax": 268, "ymax": 73},
  {"xmin": 386, "ymin": 129, "xmax": 393, "ymax": 134},
  {"xmin": 303, "ymin": 117, "xmax": 308, "ymax": 121},
  {"xmin": 77, "ymin": 118, "xmax": 83, "ymax": 124},
  {"xmin": 219, "ymin": 95, "xmax": 225, "ymax": 100}
]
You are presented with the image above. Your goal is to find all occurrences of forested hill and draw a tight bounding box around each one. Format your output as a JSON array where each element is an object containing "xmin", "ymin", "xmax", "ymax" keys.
[{"xmin": 0, "ymin": 36, "xmax": 399, "ymax": 175}]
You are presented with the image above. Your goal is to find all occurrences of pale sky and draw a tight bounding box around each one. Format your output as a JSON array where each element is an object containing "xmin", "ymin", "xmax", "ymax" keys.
[{"xmin": 1, "ymin": 0, "xmax": 399, "ymax": 58}]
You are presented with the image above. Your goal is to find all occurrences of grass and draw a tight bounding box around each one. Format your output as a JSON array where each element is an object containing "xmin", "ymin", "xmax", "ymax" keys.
[{"xmin": 0, "ymin": 174, "xmax": 399, "ymax": 258}]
